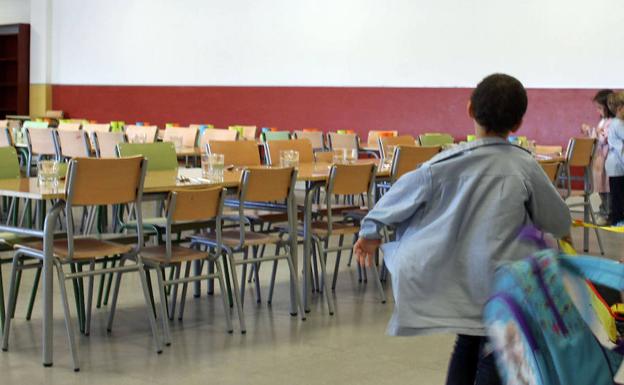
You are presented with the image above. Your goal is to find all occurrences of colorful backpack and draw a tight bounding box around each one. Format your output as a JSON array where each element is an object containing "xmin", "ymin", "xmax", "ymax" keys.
[{"xmin": 484, "ymin": 248, "xmax": 624, "ymax": 385}]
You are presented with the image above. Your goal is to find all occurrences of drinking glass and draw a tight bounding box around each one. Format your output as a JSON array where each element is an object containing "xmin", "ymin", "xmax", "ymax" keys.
[
  {"xmin": 37, "ymin": 160, "xmax": 60, "ymax": 187},
  {"xmin": 170, "ymin": 135, "xmax": 183, "ymax": 150},
  {"xmin": 202, "ymin": 153, "xmax": 225, "ymax": 182},
  {"xmin": 383, "ymin": 145, "xmax": 397, "ymax": 169},
  {"xmin": 280, "ymin": 150, "xmax": 299, "ymax": 168},
  {"xmin": 332, "ymin": 148, "xmax": 345, "ymax": 164},
  {"xmin": 344, "ymin": 148, "xmax": 358, "ymax": 164}
]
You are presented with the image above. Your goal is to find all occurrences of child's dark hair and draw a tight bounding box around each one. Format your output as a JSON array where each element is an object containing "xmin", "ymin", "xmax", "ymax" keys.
[
  {"xmin": 470, "ymin": 74, "xmax": 528, "ymax": 135},
  {"xmin": 593, "ymin": 89, "xmax": 615, "ymax": 118}
]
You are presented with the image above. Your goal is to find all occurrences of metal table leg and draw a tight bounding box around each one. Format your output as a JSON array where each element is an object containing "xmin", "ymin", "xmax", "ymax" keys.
[{"xmin": 42, "ymin": 203, "xmax": 63, "ymax": 366}]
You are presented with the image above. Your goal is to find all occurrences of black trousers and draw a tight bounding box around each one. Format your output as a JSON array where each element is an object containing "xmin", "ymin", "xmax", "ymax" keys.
[
  {"xmin": 445, "ymin": 335, "xmax": 502, "ymax": 385},
  {"xmin": 609, "ymin": 176, "xmax": 624, "ymax": 224}
]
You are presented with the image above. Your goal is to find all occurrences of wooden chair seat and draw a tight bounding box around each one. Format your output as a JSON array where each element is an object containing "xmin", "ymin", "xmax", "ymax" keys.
[
  {"xmin": 15, "ymin": 238, "xmax": 133, "ymax": 260},
  {"xmin": 311, "ymin": 222, "xmax": 360, "ymax": 236},
  {"xmin": 140, "ymin": 245, "xmax": 209, "ymax": 263},
  {"xmin": 194, "ymin": 230, "xmax": 281, "ymax": 247}
]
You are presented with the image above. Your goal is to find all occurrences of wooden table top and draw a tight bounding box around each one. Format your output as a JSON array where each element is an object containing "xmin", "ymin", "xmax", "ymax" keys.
[{"xmin": 0, "ymin": 160, "xmax": 388, "ymax": 200}]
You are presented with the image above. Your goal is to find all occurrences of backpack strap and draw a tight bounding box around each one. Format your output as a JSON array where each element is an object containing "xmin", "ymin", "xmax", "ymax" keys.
[{"xmin": 559, "ymin": 255, "xmax": 624, "ymax": 291}]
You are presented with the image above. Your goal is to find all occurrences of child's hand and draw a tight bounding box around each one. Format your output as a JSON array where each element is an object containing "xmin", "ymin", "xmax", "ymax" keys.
[
  {"xmin": 354, "ymin": 238, "xmax": 381, "ymax": 267},
  {"xmin": 580, "ymin": 124, "xmax": 591, "ymax": 135}
]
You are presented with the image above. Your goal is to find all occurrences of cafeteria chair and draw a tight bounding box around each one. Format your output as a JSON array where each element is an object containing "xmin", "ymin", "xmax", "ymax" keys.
[
  {"xmin": 264, "ymin": 138, "xmax": 315, "ymax": 166},
  {"xmin": 92, "ymin": 130, "xmax": 126, "ymax": 158},
  {"xmin": 558, "ymin": 137, "xmax": 604, "ymax": 254},
  {"xmin": 418, "ymin": 133, "xmax": 454, "ymax": 146},
  {"xmin": 2, "ymin": 156, "xmax": 162, "ymax": 371},
  {"xmin": 293, "ymin": 130, "xmax": 325, "ymax": 150},
  {"xmin": 125, "ymin": 124, "xmax": 159, "ymax": 143},
  {"xmin": 535, "ymin": 145, "xmax": 563, "ymax": 156},
  {"xmin": 260, "ymin": 131, "xmax": 291, "ymax": 142},
  {"xmin": 0, "ymin": 147, "xmax": 24, "ymax": 328},
  {"xmin": 229, "ymin": 125, "xmax": 257, "ymax": 141},
  {"xmin": 279, "ymin": 163, "xmax": 385, "ymax": 314},
  {"xmin": 24, "ymin": 127, "xmax": 57, "ymax": 177},
  {"xmin": 189, "ymin": 167, "xmax": 305, "ymax": 333},
  {"xmin": 139, "ymin": 187, "xmax": 233, "ymax": 343},
  {"xmin": 314, "ymin": 151, "xmax": 335, "ymax": 163},
  {"xmin": 44, "ymin": 110, "xmax": 64, "ymax": 119},
  {"xmin": 207, "ymin": 140, "xmax": 262, "ymax": 167},
  {"xmin": 378, "ymin": 135, "xmax": 417, "ymax": 160},
  {"xmin": 328, "ymin": 132, "xmax": 378, "ymax": 158}
]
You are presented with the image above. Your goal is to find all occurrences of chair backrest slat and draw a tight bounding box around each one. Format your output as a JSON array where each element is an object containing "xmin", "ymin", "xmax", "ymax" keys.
[
  {"xmin": 540, "ymin": 162, "xmax": 561, "ymax": 184},
  {"xmin": 379, "ymin": 135, "xmax": 416, "ymax": 158},
  {"xmin": 0, "ymin": 147, "xmax": 21, "ymax": 179},
  {"xmin": 207, "ymin": 140, "xmax": 261, "ymax": 167},
  {"xmin": 329, "ymin": 163, "xmax": 375, "ymax": 196},
  {"xmin": 418, "ymin": 133, "xmax": 454, "ymax": 146},
  {"xmin": 328, "ymin": 132, "xmax": 359, "ymax": 151},
  {"xmin": 265, "ymin": 139, "xmax": 314, "ymax": 165},
  {"xmin": 261, "ymin": 131, "xmax": 290, "ymax": 142},
  {"xmin": 117, "ymin": 142, "xmax": 178, "ymax": 171},
  {"xmin": 566, "ymin": 137, "xmax": 595, "ymax": 167},
  {"xmin": 56, "ymin": 130, "xmax": 91, "ymax": 159},
  {"xmin": 125, "ymin": 125, "xmax": 158, "ymax": 143},
  {"xmin": 293, "ymin": 131, "xmax": 324, "ymax": 149},
  {"xmin": 0, "ymin": 127, "xmax": 13, "ymax": 147},
  {"xmin": 241, "ymin": 167, "xmax": 294, "ymax": 202},
  {"xmin": 169, "ymin": 187, "xmax": 223, "ymax": 222},
  {"xmin": 163, "ymin": 126, "xmax": 198, "ymax": 148},
  {"xmin": 57, "ymin": 122, "xmax": 82, "ymax": 131},
  {"xmin": 392, "ymin": 145, "xmax": 441, "ymax": 181},
  {"xmin": 367, "ymin": 130, "xmax": 398, "ymax": 147},
  {"xmin": 199, "ymin": 129, "xmax": 238, "ymax": 149},
  {"xmin": 67, "ymin": 156, "xmax": 144, "ymax": 206},
  {"xmin": 93, "ymin": 131, "xmax": 126, "ymax": 158},
  {"xmin": 27, "ymin": 128, "xmax": 56, "ymax": 156}
]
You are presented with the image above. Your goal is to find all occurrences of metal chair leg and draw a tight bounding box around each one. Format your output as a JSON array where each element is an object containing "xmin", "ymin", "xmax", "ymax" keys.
[
  {"xmin": 1, "ymin": 253, "xmax": 22, "ymax": 351},
  {"xmin": 25, "ymin": 266, "xmax": 41, "ymax": 320},
  {"xmin": 168, "ymin": 264, "xmax": 181, "ymax": 321},
  {"xmin": 285, "ymin": 254, "xmax": 306, "ymax": 321},
  {"xmin": 85, "ymin": 261, "xmax": 95, "ymax": 336},
  {"xmin": 588, "ymin": 207, "xmax": 606, "ymax": 255},
  {"xmin": 106, "ymin": 258, "xmax": 126, "ymax": 333},
  {"xmin": 267, "ymin": 244, "xmax": 281, "ymax": 305},
  {"xmin": 213, "ymin": 258, "xmax": 234, "ymax": 333},
  {"xmin": 54, "ymin": 261, "xmax": 80, "ymax": 371},
  {"xmin": 137, "ymin": 262, "xmax": 163, "ymax": 353},
  {"xmin": 314, "ymin": 238, "xmax": 335, "ymax": 315},
  {"xmin": 369, "ymin": 256, "xmax": 387, "ymax": 304},
  {"xmin": 178, "ymin": 262, "xmax": 192, "ymax": 321},
  {"xmin": 226, "ymin": 249, "xmax": 246, "ymax": 334},
  {"xmin": 154, "ymin": 265, "xmax": 172, "ymax": 346},
  {"xmin": 252, "ymin": 246, "xmax": 261, "ymax": 304}
]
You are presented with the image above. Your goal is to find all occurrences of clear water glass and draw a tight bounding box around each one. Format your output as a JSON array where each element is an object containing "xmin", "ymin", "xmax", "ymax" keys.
[
  {"xmin": 383, "ymin": 145, "xmax": 397, "ymax": 169},
  {"xmin": 37, "ymin": 160, "xmax": 60, "ymax": 187},
  {"xmin": 170, "ymin": 135, "xmax": 183, "ymax": 150},
  {"xmin": 344, "ymin": 148, "xmax": 358, "ymax": 164},
  {"xmin": 131, "ymin": 133, "xmax": 147, "ymax": 144},
  {"xmin": 202, "ymin": 153, "xmax": 225, "ymax": 182},
  {"xmin": 333, "ymin": 148, "xmax": 346, "ymax": 164},
  {"xmin": 280, "ymin": 150, "xmax": 299, "ymax": 168}
]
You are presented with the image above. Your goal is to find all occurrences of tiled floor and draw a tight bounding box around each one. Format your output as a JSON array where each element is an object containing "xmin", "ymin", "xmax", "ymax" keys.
[{"xmin": 0, "ymin": 208, "xmax": 619, "ymax": 384}]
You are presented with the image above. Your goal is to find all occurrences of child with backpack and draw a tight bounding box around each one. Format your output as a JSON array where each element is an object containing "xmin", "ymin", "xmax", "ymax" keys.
[{"xmin": 354, "ymin": 73, "xmax": 572, "ymax": 385}]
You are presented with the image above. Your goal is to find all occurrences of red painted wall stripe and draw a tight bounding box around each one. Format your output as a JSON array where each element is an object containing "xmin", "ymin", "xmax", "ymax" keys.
[{"xmin": 52, "ymin": 85, "xmax": 600, "ymax": 146}]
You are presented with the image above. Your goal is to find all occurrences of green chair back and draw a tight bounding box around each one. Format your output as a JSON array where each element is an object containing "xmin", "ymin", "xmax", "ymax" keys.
[
  {"xmin": 261, "ymin": 131, "xmax": 291, "ymax": 142},
  {"xmin": 418, "ymin": 133, "xmax": 454, "ymax": 146},
  {"xmin": 117, "ymin": 142, "xmax": 178, "ymax": 171},
  {"xmin": 23, "ymin": 121, "xmax": 49, "ymax": 130},
  {"xmin": 0, "ymin": 147, "xmax": 21, "ymax": 179}
]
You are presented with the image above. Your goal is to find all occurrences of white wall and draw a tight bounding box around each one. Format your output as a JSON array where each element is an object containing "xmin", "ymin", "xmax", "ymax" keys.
[
  {"xmin": 0, "ymin": 0, "xmax": 29, "ymax": 25},
  {"xmin": 45, "ymin": 0, "xmax": 623, "ymax": 88}
]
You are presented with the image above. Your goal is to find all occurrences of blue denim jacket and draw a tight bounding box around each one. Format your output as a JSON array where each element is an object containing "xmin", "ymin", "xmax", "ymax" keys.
[
  {"xmin": 360, "ymin": 137, "xmax": 571, "ymax": 336},
  {"xmin": 606, "ymin": 118, "xmax": 624, "ymax": 177}
]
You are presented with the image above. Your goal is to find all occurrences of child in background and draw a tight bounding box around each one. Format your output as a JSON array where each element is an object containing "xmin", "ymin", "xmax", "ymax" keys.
[
  {"xmin": 354, "ymin": 74, "xmax": 572, "ymax": 385},
  {"xmin": 581, "ymin": 89, "xmax": 614, "ymax": 225},
  {"xmin": 605, "ymin": 92, "xmax": 624, "ymax": 226}
]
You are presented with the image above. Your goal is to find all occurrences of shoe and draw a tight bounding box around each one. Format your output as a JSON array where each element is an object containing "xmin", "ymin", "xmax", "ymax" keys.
[{"xmin": 596, "ymin": 216, "xmax": 609, "ymax": 226}]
